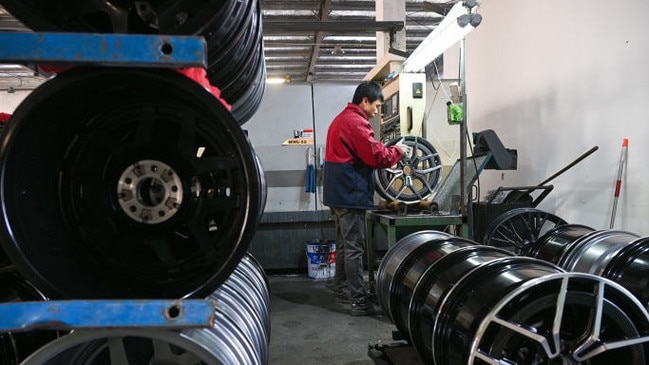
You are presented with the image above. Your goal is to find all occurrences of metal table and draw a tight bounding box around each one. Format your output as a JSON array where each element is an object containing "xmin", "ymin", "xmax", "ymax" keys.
[{"xmin": 365, "ymin": 210, "xmax": 468, "ymax": 286}]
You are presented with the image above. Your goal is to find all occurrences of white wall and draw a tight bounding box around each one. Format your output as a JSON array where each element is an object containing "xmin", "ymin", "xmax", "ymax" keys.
[
  {"xmin": 460, "ymin": 0, "xmax": 649, "ymax": 234},
  {"xmin": 0, "ymin": 90, "xmax": 33, "ymax": 113},
  {"xmin": 246, "ymin": 82, "xmax": 357, "ymax": 212}
]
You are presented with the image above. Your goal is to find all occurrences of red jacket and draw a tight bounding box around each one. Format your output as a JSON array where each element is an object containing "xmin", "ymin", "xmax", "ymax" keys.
[
  {"xmin": 0, "ymin": 112, "xmax": 10, "ymax": 124},
  {"xmin": 323, "ymin": 103, "xmax": 403, "ymax": 209}
]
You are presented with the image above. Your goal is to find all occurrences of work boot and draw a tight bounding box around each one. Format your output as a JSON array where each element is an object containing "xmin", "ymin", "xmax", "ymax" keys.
[
  {"xmin": 333, "ymin": 288, "xmax": 351, "ymax": 303},
  {"xmin": 350, "ymin": 299, "xmax": 382, "ymax": 316}
]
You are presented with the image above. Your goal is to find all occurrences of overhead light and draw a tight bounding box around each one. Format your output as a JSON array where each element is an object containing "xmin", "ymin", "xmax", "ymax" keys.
[
  {"xmin": 402, "ymin": 1, "xmax": 481, "ymax": 73},
  {"xmin": 266, "ymin": 76, "xmax": 291, "ymax": 84}
]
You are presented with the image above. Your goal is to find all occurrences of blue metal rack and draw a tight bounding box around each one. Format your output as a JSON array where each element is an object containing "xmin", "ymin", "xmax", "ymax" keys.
[
  {"xmin": 0, "ymin": 32, "xmax": 207, "ymax": 68},
  {"xmin": 0, "ymin": 31, "xmax": 214, "ymax": 334},
  {"xmin": 0, "ymin": 299, "xmax": 216, "ymax": 332}
]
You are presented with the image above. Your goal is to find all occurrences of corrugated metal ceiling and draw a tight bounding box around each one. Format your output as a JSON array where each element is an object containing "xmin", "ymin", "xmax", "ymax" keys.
[{"xmin": 0, "ymin": 1, "xmax": 453, "ymax": 89}]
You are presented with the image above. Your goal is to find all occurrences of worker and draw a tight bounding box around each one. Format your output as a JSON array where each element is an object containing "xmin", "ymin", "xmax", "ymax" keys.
[{"xmin": 323, "ymin": 81, "xmax": 411, "ymax": 316}]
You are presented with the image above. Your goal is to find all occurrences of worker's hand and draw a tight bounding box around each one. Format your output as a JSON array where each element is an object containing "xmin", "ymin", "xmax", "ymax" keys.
[{"xmin": 395, "ymin": 138, "xmax": 412, "ymax": 159}]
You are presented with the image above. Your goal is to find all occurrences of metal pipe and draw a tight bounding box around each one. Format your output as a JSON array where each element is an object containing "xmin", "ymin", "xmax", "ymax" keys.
[{"xmin": 459, "ymin": 38, "xmax": 467, "ymax": 223}]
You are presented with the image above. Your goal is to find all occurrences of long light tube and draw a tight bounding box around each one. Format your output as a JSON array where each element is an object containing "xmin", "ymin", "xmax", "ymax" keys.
[{"xmin": 402, "ymin": 1, "xmax": 477, "ymax": 73}]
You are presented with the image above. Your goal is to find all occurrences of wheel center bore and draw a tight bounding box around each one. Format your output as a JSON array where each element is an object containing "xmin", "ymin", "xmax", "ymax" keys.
[{"xmin": 117, "ymin": 160, "xmax": 183, "ymax": 224}]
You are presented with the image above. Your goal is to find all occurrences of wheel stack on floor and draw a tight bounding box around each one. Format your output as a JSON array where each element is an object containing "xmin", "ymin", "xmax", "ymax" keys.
[
  {"xmin": 377, "ymin": 227, "xmax": 649, "ymax": 364},
  {"xmin": 0, "ymin": 1, "xmax": 270, "ymax": 364}
]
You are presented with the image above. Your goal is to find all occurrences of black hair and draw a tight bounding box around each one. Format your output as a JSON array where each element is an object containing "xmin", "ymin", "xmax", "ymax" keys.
[{"xmin": 352, "ymin": 81, "xmax": 384, "ymax": 105}]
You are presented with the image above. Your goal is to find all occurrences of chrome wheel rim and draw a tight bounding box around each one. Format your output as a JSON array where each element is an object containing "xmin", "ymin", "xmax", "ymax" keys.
[{"xmin": 374, "ymin": 136, "xmax": 442, "ymax": 204}]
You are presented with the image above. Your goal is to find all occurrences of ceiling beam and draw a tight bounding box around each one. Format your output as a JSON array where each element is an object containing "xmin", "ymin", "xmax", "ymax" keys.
[
  {"xmin": 263, "ymin": 20, "xmax": 403, "ymax": 33},
  {"xmin": 306, "ymin": 0, "xmax": 331, "ymax": 83}
]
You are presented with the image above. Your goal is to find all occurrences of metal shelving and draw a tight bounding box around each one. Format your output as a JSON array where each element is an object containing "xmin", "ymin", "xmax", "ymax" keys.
[{"xmin": 0, "ymin": 30, "xmax": 214, "ymax": 341}]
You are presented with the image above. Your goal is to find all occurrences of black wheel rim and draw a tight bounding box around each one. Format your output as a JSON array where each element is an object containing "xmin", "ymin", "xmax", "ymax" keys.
[
  {"xmin": 375, "ymin": 230, "xmax": 453, "ymax": 322},
  {"xmin": 373, "ymin": 136, "xmax": 443, "ymax": 204},
  {"xmin": 407, "ymin": 245, "xmax": 511, "ymax": 364},
  {"xmin": 471, "ymin": 273, "xmax": 649, "ymax": 365},
  {"xmin": 433, "ymin": 257, "xmax": 562, "ymax": 364},
  {"xmin": 0, "ymin": 67, "xmax": 263, "ymax": 299},
  {"xmin": 521, "ymin": 224, "xmax": 595, "ymax": 261},
  {"xmin": 482, "ymin": 208, "xmax": 568, "ymax": 254},
  {"xmin": 557, "ymin": 230, "xmax": 639, "ymax": 275},
  {"xmin": 0, "ymin": 0, "xmax": 232, "ymax": 34},
  {"xmin": 603, "ymin": 237, "xmax": 649, "ymax": 308}
]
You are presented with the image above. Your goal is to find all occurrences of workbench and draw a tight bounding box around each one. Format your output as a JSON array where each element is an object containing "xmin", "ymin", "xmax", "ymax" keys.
[{"xmin": 365, "ymin": 210, "xmax": 468, "ymax": 285}]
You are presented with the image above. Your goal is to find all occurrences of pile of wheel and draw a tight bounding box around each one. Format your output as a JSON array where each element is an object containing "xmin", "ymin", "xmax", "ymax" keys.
[
  {"xmin": 18, "ymin": 253, "xmax": 271, "ymax": 365},
  {"xmin": 376, "ymin": 230, "xmax": 649, "ymax": 364},
  {"xmin": 0, "ymin": 67, "xmax": 265, "ymax": 300},
  {"xmin": 0, "ymin": 0, "xmax": 265, "ymax": 124},
  {"xmin": 522, "ymin": 224, "xmax": 649, "ymax": 309}
]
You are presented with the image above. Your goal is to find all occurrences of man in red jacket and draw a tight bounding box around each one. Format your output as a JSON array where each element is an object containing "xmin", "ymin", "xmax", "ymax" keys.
[{"xmin": 323, "ymin": 81, "xmax": 411, "ymax": 316}]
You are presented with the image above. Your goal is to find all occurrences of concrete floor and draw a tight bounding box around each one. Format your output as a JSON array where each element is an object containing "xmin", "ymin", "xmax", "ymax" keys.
[{"xmin": 268, "ymin": 274, "xmax": 398, "ymax": 365}]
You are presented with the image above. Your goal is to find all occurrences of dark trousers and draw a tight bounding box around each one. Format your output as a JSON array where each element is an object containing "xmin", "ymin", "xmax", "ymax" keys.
[{"xmin": 331, "ymin": 207, "xmax": 366, "ymax": 303}]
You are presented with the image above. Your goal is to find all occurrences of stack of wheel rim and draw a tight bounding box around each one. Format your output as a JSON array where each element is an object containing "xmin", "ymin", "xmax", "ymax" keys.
[
  {"xmin": 376, "ymin": 230, "xmax": 649, "ymax": 364},
  {"xmin": 0, "ymin": 67, "xmax": 265, "ymax": 299},
  {"xmin": 0, "ymin": 0, "xmax": 265, "ymax": 124},
  {"xmin": 523, "ymin": 224, "xmax": 649, "ymax": 309},
  {"xmin": 18, "ymin": 253, "xmax": 271, "ymax": 365},
  {"xmin": 0, "ymin": 2, "xmax": 269, "ymax": 362}
]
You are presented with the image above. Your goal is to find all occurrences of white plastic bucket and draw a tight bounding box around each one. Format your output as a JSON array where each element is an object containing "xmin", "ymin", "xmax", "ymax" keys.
[{"xmin": 306, "ymin": 240, "xmax": 336, "ymax": 280}]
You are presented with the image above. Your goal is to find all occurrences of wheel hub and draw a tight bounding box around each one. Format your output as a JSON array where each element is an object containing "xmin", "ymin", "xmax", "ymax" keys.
[{"xmin": 117, "ymin": 160, "xmax": 183, "ymax": 224}]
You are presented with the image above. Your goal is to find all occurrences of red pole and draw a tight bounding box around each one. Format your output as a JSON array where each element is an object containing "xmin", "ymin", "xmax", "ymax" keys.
[{"xmin": 610, "ymin": 138, "xmax": 628, "ymax": 229}]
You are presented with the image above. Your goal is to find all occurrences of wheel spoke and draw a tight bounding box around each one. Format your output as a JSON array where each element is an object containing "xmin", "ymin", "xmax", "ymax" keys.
[
  {"xmin": 490, "ymin": 316, "xmax": 557, "ymax": 358},
  {"xmin": 374, "ymin": 136, "xmax": 441, "ymax": 203},
  {"xmin": 148, "ymin": 238, "xmax": 180, "ymax": 268},
  {"xmin": 575, "ymin": 336, "xmax": 649, "ymax": 360},
  {"xmin": 132, "ymin": 117, "xmax": 155, "ymax": 145},
  {"xmin": 151, "ymin": 338, "xmax": 203, "ymax": 364},
  {"xmin": 187, "ymin": 215, "xmax": 219, "ymax": 253},
  {"xmin": 193, "ymin": 156, "xmax": 238, "ymax": 176},
  {"xmin": 550, "ymin": 276, "xmax": 569, "ymax": 355},
  {"xmin": 413, "ymin": 163, "xmax": 442, "ymax": 175},
  {"xmin": 474, "ymin": 351, "xmax": 516, "ymax": 364},
  {"xmin": 201, "ymin": 196, "xmax": 239, "ymax": 214},
  {"xmin": 483, "ymin": 208, "xmax": 567, "ymax": 252},
  {"xmin": 175, "ymin": 115, "xmax": 198, "ymax": 159},
  {"xmin": 384, "ymin": 171, "xmax": 405, "ymax": 190},
  {"xmin": 107, "ymin": 337, "xmax": 130, "ymax": 364}
]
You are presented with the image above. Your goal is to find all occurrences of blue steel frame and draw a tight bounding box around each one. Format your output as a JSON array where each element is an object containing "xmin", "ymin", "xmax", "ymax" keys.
[
  {"xmin": 0, "ymin": 31, "xmax": 213, "ymax": 333},
  {"xmin": 0, "ymin": 32, "xmax": 207, "ymax": 68},
  {"xmin": 0, "ymin": 299, "xmax": 216, "ymax": 332}
]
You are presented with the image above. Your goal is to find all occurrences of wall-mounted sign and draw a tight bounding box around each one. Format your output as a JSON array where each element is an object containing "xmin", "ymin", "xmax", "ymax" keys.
[
  {"xmin": 282, "ymin": 138, "xmax": 314, "ymax": 146},
  {"xmin": 283, "ymin": 128, "xmax": 314, "ymax": 145}
]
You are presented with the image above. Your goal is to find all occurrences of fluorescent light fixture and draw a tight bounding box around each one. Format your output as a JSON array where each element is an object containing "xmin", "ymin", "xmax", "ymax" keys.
[
  {"xmin": 266, "ymin": 76, "xmax": 291, "ymax": 84},
  {"xmin": 402, "ymin": 1, "xmax": 479, "ymax": 73}
]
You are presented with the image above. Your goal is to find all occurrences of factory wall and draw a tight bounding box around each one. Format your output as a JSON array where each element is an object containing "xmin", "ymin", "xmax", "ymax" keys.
[
  {"xmin": 245, "ymin": 82, "xmax": 358, "ymax": 270},
  {"xmin": 462, "ymin": 0, "xmax": 649, "ymax": 234},
  {"xmin": 246, "ymin": 82, "xmax": 357, "ymax": 213},
  {"xmin": 0, "ymin": 89, "xmax": 32, "ymax": 112}
]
